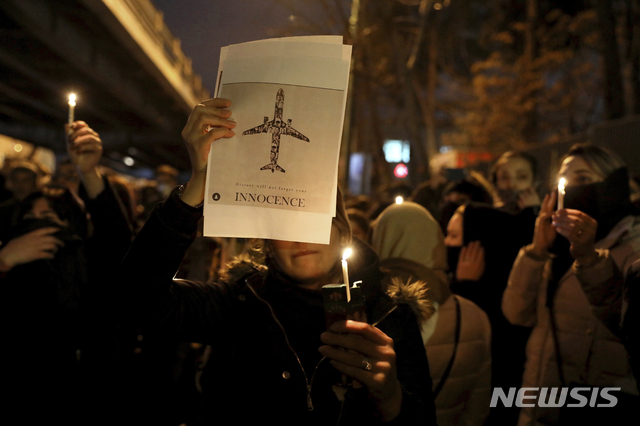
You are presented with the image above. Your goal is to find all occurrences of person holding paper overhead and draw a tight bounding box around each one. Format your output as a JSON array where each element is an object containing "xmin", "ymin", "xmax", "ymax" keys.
[{"xmin": 120, "ymin": 98, "xmax": 437, "ymax": 425}]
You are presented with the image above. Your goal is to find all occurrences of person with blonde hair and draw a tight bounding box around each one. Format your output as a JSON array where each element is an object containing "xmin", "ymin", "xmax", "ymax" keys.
[{"xmin": 503, "ymin": 143, "xmax": 640, "ymax": 425}]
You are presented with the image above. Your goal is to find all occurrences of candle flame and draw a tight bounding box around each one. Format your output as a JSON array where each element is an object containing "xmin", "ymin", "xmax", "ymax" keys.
[
  {"xmin": 68, "ymin": 93, "xmax": 76, "ymax": 106},
  {"xmin": 558, "ymin": 177, "xmax": 566, "ymax": 192},
  {"xmin": 342, "ymin": 247, "xmax": 352, "ymax": 261}
]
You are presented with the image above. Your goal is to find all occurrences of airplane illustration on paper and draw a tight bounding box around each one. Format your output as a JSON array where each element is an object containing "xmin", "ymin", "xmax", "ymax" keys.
[{"xmin": 242, "ymin": 88, "xmax": 310, "ymax": 173}]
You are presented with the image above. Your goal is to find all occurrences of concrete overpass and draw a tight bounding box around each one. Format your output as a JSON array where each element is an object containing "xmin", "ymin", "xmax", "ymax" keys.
[{"xmin": 0, "ymin": 0, "xmax": 210, "ymax": 175}]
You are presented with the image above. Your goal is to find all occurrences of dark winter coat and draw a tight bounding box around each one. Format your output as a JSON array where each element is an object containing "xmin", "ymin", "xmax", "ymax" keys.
[
  {"xmin": 119, "ymin": 188, "xmax": 437, "ymax": 425},
  {"xmin": 3, "ymin": 177, "xmax": 134, "ymax": 425}
]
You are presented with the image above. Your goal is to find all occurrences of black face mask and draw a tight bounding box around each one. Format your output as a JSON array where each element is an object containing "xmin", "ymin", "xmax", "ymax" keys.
[
  {"xmin": 447, "ymin": 246, "xmax": 462, "ymax": 278},
  {"xmin": 496, "ymin": 188, "xmax": 521, "ymax": 214},
  {"xmin": 562, "ymin": 167, "xmax": 633, "ymax": 241}
]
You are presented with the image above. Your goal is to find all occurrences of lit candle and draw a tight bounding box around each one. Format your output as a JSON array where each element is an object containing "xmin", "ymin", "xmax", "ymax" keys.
[
  {"xmin": 68, "ymin": 94, "xmax": 76, "ymax": 127},
  {"xmin": 342, "ymin": 248, "xmax": 352, "ymax": 302},
  {"xmin": 557, "ymin": 177, "xmax": 566, "ymax": 210}
]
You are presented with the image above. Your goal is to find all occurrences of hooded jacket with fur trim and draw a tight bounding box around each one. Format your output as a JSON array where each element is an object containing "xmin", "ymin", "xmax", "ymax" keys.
[
  {"xmin": 120, "ymin": 188, "xmax": 437, "ymax": 426},
  {"xmin": 380, "ymin": 258, "xmax": 492, "ymax": 426}
]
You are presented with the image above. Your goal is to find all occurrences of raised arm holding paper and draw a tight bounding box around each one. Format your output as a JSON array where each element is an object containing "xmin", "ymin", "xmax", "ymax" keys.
[
  {"xmin": 180, "ymin": 97, "xmax": 236, "ymax": 207},
  {"xmin": 120, "ymin": 37, "xmax": 436, "ymax": 425}
]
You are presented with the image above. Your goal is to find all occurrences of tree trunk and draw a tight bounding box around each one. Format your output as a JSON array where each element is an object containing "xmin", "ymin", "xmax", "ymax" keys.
[
  {"xmin": 339, "ymin": 0, "xmax": 362, "ymax": 190},
  {"xmin": 426, "ymin": 24, "xmax": 438, "ymax": 164},
  {"xmin": 525, "ymin": 0, "xmax": 538, "ymax": 60},
  {"xmin": 412, "ymin": 24, "xmax": 438, "ymax": 180},
  {"xmin": 595, "ymin": 0, "xmax": 626, "ymax": 119},
  {"xmin": 630, "ymin": 0, "xmax": 640, "ymax": 114},
  {"xmin": 391, "ymin": 28, "xmax": 428, "ymax": 186},
  {"xmin": 521, "ymin": 0, "xmax": 539, "ymax": 143}
]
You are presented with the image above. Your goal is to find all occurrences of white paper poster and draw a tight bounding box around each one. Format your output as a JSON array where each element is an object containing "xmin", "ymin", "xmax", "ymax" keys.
[{"xmin": 204, "ymin": 37, "xmax": 352, "ymax": 244}]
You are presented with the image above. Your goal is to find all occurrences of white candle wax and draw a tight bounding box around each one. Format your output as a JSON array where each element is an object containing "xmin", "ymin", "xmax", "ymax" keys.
[
  {"xmin": 68, "ymin": 94, "xmax": 76, "ymax": 127},
  {"xmin": 557, "ymin": 178, "xmax": 566, "ymax": 210},
  {"xmin": 342, "ymin": 248, "xmax": 352, "ymax": 302}
]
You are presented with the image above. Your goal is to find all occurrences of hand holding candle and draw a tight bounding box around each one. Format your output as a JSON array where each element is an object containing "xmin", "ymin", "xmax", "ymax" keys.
[
  {"xmin": 323, "ymin": 247, "xmax": 367, "ymax": 328},
  {"xmin": 557, "ymin": 177, "xmax": 566, "ymax": 210},
  {"xmin": 68, "ymin": 93, "xmax": 76, "ymax": 128}
]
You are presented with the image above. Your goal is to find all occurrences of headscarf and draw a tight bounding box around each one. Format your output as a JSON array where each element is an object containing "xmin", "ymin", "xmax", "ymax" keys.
[
  {"xmin": 371, "ymin": 201, "xmax": 448, "ymax": 285},
  {"xmin": 461, "ymin": 203, "xmax": 523, "ymax": 284}
]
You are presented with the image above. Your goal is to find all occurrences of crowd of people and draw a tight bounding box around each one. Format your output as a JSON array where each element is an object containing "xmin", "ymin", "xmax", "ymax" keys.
[{"xmin": 0, "ymin": 98, "xmax": 638, "ymax": 426}]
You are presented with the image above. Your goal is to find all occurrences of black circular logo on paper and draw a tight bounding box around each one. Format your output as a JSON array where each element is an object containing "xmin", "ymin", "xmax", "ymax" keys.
[{"xmin": 212, "ymin": 193, "xmax": 221, "ymax": 201}]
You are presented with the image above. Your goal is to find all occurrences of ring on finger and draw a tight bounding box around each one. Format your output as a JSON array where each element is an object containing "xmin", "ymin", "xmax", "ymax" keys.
[{"xmin": 361, "ymin": 356, "xmax": 372, "ymax": 371}]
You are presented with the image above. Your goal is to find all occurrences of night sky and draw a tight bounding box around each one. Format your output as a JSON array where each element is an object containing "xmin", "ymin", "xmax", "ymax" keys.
[{"xmin": 150, "ymin": 0, "xmax": 302, "ymax": 93}]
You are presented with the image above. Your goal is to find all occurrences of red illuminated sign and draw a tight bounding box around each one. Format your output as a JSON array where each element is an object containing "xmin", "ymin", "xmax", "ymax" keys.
[{"xmin": 394, "ymin": 163, "xmax": 409, "ymax": 178}]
